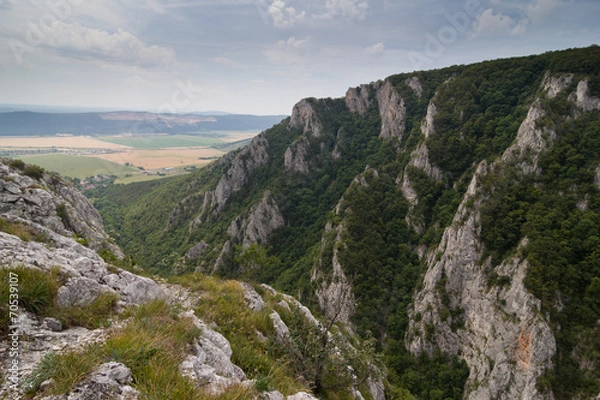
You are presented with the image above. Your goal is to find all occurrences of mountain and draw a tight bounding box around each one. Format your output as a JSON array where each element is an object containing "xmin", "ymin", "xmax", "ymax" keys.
[
  {"xmin": 89, "ymin": 46, "xmax": 600, "ymax": 399},
  {"xmin": 0, "ymin": 111, "xmax": 287, "ymax": 136},
  {"xmin": 0, "ymin": 160, "xmax": 384, "ymax": 399}
]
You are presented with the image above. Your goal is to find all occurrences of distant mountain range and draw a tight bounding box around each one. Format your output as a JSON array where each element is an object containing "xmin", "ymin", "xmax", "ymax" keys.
[{"xmin": 0, "ymin": 110, "xmax": 287, "ymax": 136}]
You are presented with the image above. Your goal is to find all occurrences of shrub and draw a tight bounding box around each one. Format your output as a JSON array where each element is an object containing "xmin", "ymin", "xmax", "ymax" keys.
[
  {"xmin": 22, "ymin": 164, "xmax": 45, "ymax": 180},
  {"xmin": 8, "ymin": 159, "xmax": 25, "ymax": 170}
]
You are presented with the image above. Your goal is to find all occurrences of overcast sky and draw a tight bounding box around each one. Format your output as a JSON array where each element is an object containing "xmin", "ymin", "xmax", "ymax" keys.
[{"xmin": 0, "ymin": 0, "xmax": 598, "ymax": 115}]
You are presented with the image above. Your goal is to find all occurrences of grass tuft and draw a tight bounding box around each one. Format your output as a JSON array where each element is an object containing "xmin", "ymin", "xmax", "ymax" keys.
[{"xmin": 0, "ymin": 216, "xmax": 51, "ymax": 244}]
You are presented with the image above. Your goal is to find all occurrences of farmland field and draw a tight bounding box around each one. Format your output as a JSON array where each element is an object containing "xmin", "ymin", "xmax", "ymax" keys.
[
  {"xmin": 1, "ymin": 131, "xmax": 258, "ymax": 183},
  {"xmin": 0, "ymin": 136, "xmax": 129, "ymax": 149},
  {"xmin": 92, "ymin": 148, "xmax": 224, "ymax": 170},
  {"xmin": 95, "ymin": 134, "xmax": 223, "ymax": 149},
  {"xmin": 19, "ymin": 154, "xmax": 139, "ymax": 179}
]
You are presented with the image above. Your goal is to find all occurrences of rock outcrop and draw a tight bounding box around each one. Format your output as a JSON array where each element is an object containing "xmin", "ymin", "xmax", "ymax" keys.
[
  {"xmin": 0, "ymin": 161, "xmax": 122, "ymax": 256},
  {"xmin": 375, "ymin": 80, "xmax": 406, "ymax": 140},
  {"xmin": 289, "ymin": 99, "xmax": 323, "ymax": 138},
  {"xmin": 312, "ymin": 205, "xmax": 356, "ymax": 327},
  {"xmin": 345, "ymin": 80, "xmax": 406, "ymax": 140},
  {"xmin": 198, "ymin": 134, "xmax": 269, "ymax": 219},
  {"xmin": 345, "ymin": 84, "xmax": 372, "ymax": 115},
  {"xmin": 284, "ymin": 136, "xmax": 310, "ymax": 173},
  {"xmin": 179, "ymin": 311, "xmax": 247, "ymax": 395}
]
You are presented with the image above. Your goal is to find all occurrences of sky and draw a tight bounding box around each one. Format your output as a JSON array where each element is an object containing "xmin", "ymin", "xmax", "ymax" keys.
[{"xmin": 0, "ymin": 0, "xmax": 598, "ymax": 115}]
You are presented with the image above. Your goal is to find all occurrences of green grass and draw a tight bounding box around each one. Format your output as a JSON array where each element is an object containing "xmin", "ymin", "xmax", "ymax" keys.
[
  {"xmin": 171, "ymin": 273, "xmax": 307, "ymax": 396},
  {"xmin": 0, "ymin": 265, "xmax": 120, "ymax": 335},
  {"xmin": 96, "ymin": 135, "xmax": 224, "ymax": 149},
  {"xmin": 19, "ymin": 154, "xmax": 138, "ymax": 179},
  {"xmin": 0, "ymin": 216, "xmax": 51, "ymax": 244},
  {"xmin": 23, "ymin": 299, "xmax": 246, "ymax": 399}
]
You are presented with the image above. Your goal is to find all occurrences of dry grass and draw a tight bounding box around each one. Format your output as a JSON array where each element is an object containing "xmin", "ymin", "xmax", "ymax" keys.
[{"xmin": 90, "ymin": 148, "xmax": 224, "ymax": 169}]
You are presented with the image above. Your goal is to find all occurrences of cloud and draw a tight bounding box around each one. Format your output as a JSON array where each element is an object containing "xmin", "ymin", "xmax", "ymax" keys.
[
  {"xmin": 365, "ymin": 42, "xmax": 384, "ymax": 55},
  {"xmin": 314, "ymin": 0, "xmax": 368, "ymax": 21},
  {"xmin": 526, "ymin": 0, "xmax": 560, "ymax": 22},
  {"xmin": 268, "ymin": 0, "xmax": 306, "ymax": 28},
  {"xmin": 263, "ymin": 36, "xmax": 308, "ymax": 65},
  {"xmin": 472, "ymin": 8, "xmax": 528, "ymax": 36},
  {"xmin": 43, "ymin": 21, "xmax": 177, "ymax": 67}
]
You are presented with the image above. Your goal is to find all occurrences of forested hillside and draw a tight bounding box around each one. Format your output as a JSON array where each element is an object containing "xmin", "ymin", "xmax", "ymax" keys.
[{"xmin": 88, "ymin": 46, "xmax": 600, "ymax": 399}]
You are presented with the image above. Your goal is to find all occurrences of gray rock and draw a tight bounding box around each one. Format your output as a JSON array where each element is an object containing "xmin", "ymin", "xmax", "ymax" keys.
[
  {"xmin": 375, "ymin": 80, "xmax": 406, "ymax": 140},
  {"xmin": 287, "ymin": 393, "xmax": 319, "ymax": 400},
  {"xmin": 345, "ymin": 84, "xmax": 372, "ymax": 115},
  {"xmin": 0, "ymin": 160, "xmax": 123, "ymax": 256},
  {"xmin": 405, "ymin": 76, "xmax": 423, "ymax": 97},
  {"xmin": 242, "ymin": 282, "xmax": 265, "ymax": 312},
  {"xmin": 261, "ymin": 390, "xmax": 285, "ymax": 400},
  {"xmin": 313, "ymin": 216, "xmax": 356, "ymax": 326},
  {"xmin": 102, "ymin": 271, "xmax": 165, "ymax": 305},
  {"xmin": 186, "ymin": 240, "xmax": 208, "ymax": 259},
  {"xmin": 542, "ymin": 71, "xmax": 573, "ymax": 98},
  {"xmin": 43, "ymin": 318, "xmax": 63, "ymax": 332},
  {"xmin": 575, "ymin": 79, "xmax": 600, "ymax": 112},
  {"xmin": 56, "ymin": 277, "xmax": 115, "ymax": 308},
  {"xmin": 270, "ymin": 311, "xmax": 290, "ymax": 344},
  {"xmin": 179, "ymin": 311, "xmax": 247, "ymax": 395},
  {"xmin": 284, "ymin": 137, "xmax": 310, "ymax": 173},
  {"xmin": 224, "ymin": 191, "xmax": 285, "ymax": 255},
  {"xmin": 199, "ymin": 134, "xmax": 270, "ymax": 218},
  {"xmin": 289, "ymin": 99, "xmax": 323, "ymax": 138},
  {"xmin": 66, "ymin": 362, "xmax": 139, "ymax": 400}
]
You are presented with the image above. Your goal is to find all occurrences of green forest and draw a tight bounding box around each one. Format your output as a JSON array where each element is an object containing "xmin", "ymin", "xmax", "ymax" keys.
[{"xmin": 87, "ymin": 46, "xmax": 600, "ymax": 399}]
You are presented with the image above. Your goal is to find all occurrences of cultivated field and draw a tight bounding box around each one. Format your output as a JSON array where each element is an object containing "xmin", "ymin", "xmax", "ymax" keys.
[
  {"xmin": 95, "ymin": 135, "xmax": 223, "ymax": 149},
  {"xmin": 19, "ymin": 154, "xmax": 138, "ymax": 179},
  {"xmin": 0, "ymin": 136, "xmax": 129, "ymax": 149},
  {"xmin": 91, "ymin": 148, "xmax": 224, "ymax": 170},
  {"xmin": 0, "ymin": 132, "xmax": 257, "ymax": 183}
]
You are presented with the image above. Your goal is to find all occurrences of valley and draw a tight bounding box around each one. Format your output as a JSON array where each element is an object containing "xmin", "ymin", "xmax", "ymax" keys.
[{"xmin": 1, "ymin": 46, "xmax": 599, "ymax": 399}]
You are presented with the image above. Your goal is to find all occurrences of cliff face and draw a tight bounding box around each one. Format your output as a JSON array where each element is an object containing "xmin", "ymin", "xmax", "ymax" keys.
[
  {"xmin": 91, "ymin": 46, "xmax": 600, "ymax": 399},
  {"xmin": 407, "ymin": 73, "xmax": 600, "ymax": 400},
  {"xmin": 0, "ymin": 162, "xmax": 122, "ymax": 256},
  {"xmin": 0, "ymin": 160, "xmax": 381, "ymax": 400}
]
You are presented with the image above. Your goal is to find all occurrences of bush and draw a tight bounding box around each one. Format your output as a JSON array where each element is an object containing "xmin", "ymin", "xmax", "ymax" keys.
[
  {"xmin": 8, "ymin": 159, "xmax": 25, "ymax": 170},
  {"xmin": 22, "ymin": 164, "xmax": 45, "ymax": 180}
]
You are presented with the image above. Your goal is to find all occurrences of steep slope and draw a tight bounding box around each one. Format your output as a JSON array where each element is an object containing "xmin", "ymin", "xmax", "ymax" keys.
[
  {"xmin": 0, "ymin": 160, "xmax": 382, "ymax": 400},
  {"xmin": 90, "ymin": 46, "xmax": 600, "ymax": 399}
]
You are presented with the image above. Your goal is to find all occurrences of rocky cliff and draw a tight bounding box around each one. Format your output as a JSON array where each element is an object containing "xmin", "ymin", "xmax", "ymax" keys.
[
  {"xmin": 89, "ymin": 46, "xmax": 600, "ymax": 399},
  {"xmin": 0, "ymin": 160, "xmax": 382, "ymax": 399}
]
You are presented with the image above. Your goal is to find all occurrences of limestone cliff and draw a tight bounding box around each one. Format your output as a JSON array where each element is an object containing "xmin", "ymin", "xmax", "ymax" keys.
[
  {"xmin": 407, "ymin": 73, "xmax": 600, "ymax": 400},
  {"xmin": 0, "ymin": 161, "xmax": 121, "ymax": 256}
]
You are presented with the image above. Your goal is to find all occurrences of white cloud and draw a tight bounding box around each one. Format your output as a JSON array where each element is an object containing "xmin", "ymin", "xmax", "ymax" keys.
[
  {"xmin": 43, "ymin": 21, "xmax": 177, "ymax": 67},
  {"xmin": 263, "ymin": 36, "xmax": 308, "ymax": 65},
  {"xmin": 314, "ymin": 0, "xmax": 368, "ymax": 21},
  {"xmin": 472, "ymin": 8, "xmax": 527, "ymax": 36},
  {"xmin": 268, "ymin": 0, "xmax": 306, "ymax": 28},
  {"xmin": 365, "ymin": 42, "xmax": 384, "ymax": 55}
]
